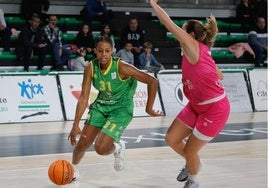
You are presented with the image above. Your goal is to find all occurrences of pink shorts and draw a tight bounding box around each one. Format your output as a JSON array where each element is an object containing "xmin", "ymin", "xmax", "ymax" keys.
[{"xmin": 177, "ymin": 96, "xmax": 230, "ymax": 141}]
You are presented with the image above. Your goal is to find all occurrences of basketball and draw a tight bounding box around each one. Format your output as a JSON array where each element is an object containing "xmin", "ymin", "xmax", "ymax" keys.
[{"xmin": 48, "ymin": 160, "xmax": 74, "ymax": 185}]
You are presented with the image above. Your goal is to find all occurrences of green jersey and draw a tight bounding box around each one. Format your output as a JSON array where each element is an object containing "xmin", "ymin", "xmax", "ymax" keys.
[{"xmin": 91, "ymin": 57, "xmax": 137, "ymax": 105}]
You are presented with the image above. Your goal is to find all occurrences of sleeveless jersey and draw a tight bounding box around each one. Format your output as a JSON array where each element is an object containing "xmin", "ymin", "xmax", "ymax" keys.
[
  {"xmin": 181, "ymin": 42, "xmax": 225, "ymax": 105},
  {"xmin": 91, "ymin": 57, "xmax": 137, "ymax": 105}
]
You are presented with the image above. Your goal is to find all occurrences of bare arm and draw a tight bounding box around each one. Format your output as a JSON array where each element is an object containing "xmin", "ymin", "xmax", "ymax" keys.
[
  {"xmin": 149, "ymin": 0, "xmax": 199, "ymax": 64},
  {"xmin": 119, "ymin": 61, "xmax": 162, "ymax": 116},
  {"xmin": 216, "ymin": 67, "xmax": 224, "ymax": 80},
  {"xmin": 68, "ymin": 63, "xmax": 92, "ymax": 146}
]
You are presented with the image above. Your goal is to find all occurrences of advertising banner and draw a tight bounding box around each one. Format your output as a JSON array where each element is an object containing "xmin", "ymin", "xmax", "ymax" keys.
[
  {"xmin": 0, "ymin": 75, "xmax": 63, "ymax": 123},
  {"xmin": 157, "ymin": 72, "xmax": 186, "ymax": 116},
  {"xmin": 221, "ymin": 72, "xmax": 252, "ymax": 112},
  {"xmin": 248, "ymin": 69, "xmax": 267, "ymax": 111},
  {"xmin": 59, "ymin": 73, "xmax": 163, "ymax": 120},
  {"xmin": 58, "ymin": 74, "xmax": 98, "ymax": 120},
  {"xmin": 157, "ymin": 70, "xmax": 252, "ymax": 116}
]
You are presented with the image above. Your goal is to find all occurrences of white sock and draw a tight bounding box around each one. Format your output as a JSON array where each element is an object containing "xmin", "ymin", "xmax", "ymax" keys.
[
  {"xmin": 199, "ymin": 160, "xmax": 204, "ymax": 172},
  {"xmin": 114, "ymin": 142, "xmax": 121, "ymax": 153},
  {"xmin": 72, "ymin": 164, "xmax": 79, "ymax": 171},
  {"xmin": 189, "ymin": 174, "xmax": 199, "ymax": 183}
]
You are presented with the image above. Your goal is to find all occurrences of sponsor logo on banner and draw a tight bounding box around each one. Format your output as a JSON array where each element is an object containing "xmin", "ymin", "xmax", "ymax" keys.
[
  {"xmin": 175, "ymin": 82, "xmax": 188, "ymax": 106},
  {"xmin": 17, "ymin": 78, "xmax": 50, "ymax": 119},
  {"xmin": 0, "ymin": 97, "xmax": 8, "ymax": 113},
  {"xmin": 249, "ymin": 69, "xmax": 268, "ymax": 111},
  {"xmin": 0, "ymin": 76, "xmax": 63, "ymax": 123}
]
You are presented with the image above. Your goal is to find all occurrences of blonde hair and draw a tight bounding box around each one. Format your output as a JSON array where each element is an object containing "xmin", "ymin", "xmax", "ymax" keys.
[
  {"xmin": 143, "ymin": 42, "xmax": 153, "ymax": 49},
  {"xmin": 185, "ymin": 16, "xmax": 218, "ymax": 48}
]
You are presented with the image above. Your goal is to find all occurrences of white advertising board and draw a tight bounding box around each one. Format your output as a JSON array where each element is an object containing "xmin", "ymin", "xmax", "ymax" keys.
[
  {"xmin": 157, "ymin": 72, "xmax": 186, "ymax": 116},
  {"xmin": 248, "ymin": 69, "xmax": 267, "ymax": 111},
  {"xmin": 133, "ymin": 79, "xmax": 163, "ymax": 117},
  {"xmin": 58, "ymin": 74, "xmax": 98, "ymax": 120},
  {"xmin": 157, "ymin": 70, "xmax": 252, "ymax": 116},
  {"xmin": 221, "ymin": 72, "xmax": 252, "ymax": 112},
  {"xmin": 59, "ymin": 73, "xmax": 163, "ymax": 120},
  {"xmin": 0, "ymin": 75, "xmax": 63, "ymax": 123}
]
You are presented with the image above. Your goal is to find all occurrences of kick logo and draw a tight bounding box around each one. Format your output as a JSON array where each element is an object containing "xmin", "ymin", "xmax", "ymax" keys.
[{"xmin": 18, "ymin": 79, "xmax": 44, "ymax": 99}]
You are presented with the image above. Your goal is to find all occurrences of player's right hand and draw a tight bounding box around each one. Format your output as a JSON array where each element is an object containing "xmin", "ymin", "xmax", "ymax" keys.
[{"xmin": 68, "ymin": 126, "xmax": 83, "ymax": 147}]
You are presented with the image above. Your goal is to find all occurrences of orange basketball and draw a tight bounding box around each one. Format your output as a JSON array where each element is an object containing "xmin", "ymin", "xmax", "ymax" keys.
[{"xmin": 48, "ymin": 160, "xmax": 74, "ymax": 185}]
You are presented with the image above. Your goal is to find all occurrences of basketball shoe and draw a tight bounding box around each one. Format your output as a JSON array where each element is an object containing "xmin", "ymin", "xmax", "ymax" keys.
[
  {"xmin": 183, "ymin": 179, "xmax": 200, "ymax": 188},
  {"xmin": 114, "ymin": 140, "xmax": 126, "ymax": 171},
  {"xmin": 177, "ymin": 161, "xmax": 204, "ymax": 182},
  {"xmin": 177, "ymin": 164, "xmax": 188, "ymax": 182}
]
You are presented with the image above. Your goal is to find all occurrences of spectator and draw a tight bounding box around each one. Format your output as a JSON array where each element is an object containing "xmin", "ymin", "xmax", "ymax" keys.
[
  {"xmin": 21, "ymin": 0, "xmax": 50, "ymax": 22},
  {"xmin": 248, "ymin": 17, "xmax": 268, "ymax": 67},
  {"xmin": 75, "ymin": 23, "xmax": 95, "ymax": 58},
  {"xmin": 15, "ymin": 14, "xmax": 46, "ymax": 71},
  {"xmin": 120, "ymin": 17, "xmax": 146, "ymax": 68},
  {"xmin": 115, "ymin": 42, "xmax": 134, "ymax": 65},
  {"xmin": 236, "ymin": 0, "xmax": 254, "ymax": 30},
  {"xmin": 139, "ymin": 42, "xmax": 164, "ymax": 72},
  {"xmin": 0, "ymin": 9, "xmax": 12, "ymax": 52},
  {"xmin": 38, "ymin": 15, "xmax": 71, "ymax": 71},
  {"xmin": 98, "ymin": 23, "xmax": 116, "ymax": 54},
  {"xmin": 70, "ymin": 47, "xmax": 89, "ymax": 71},
  {"xmin": 252, "ymin": 0, "xmax": 267, "ymax": 21},
  {"xmin": 80, "ymin": 0, "xmax": 110, "ymax": 27}
]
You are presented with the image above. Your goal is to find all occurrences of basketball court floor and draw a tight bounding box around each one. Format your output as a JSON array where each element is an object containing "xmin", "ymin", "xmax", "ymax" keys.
[{"xmin": 0, "ymin": 112, "xmax": 267, "ymax": 188}]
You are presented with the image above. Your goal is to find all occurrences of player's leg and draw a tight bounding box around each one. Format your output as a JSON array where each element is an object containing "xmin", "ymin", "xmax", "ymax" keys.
[
  {"xmin": 165, "ymin": 118, "xmax": 192, "ymax": 182},
  {"xmin": 183, "ymin": 97, "xmax": 230, "ymax": 187},
  {"xmin": 165, "ymin": 118, "xmax": 192, "ymax": 157},
  {"xmin": 72, "ymin": 124, "xmax": 101, "ymax": 164},
  {"xmin": 72, "ymin": 124, "xmax": 101, "ymax": 181},
  {"xmin": 183, "ymin": 134, "xmax": 207, "ymax": 188},
  {"xmin": 165, "ymin": 103, "xmax": 197, "ymax": 182}
]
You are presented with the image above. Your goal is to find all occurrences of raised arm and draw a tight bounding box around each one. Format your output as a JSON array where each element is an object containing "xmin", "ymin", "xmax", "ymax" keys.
[{"xmin": 149, "ymin": 0, "xmax": 199, "ymax": 64}]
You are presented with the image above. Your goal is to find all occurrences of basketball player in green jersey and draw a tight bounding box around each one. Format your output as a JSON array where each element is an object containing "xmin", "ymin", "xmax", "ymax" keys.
[{"xmin": 68, "ymin": 36, "xmax": 163, "ymax": 180}]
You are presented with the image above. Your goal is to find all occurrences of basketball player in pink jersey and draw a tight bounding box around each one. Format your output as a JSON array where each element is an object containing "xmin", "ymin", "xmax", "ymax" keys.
[{"xmin": 150, "ymin": 1, "xmax": 230, "ymax": 188}]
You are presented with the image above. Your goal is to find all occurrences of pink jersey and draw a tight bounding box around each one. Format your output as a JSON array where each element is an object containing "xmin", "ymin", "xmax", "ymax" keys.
[{"xmin": 181, "ymin": 42, "xmax": 225, "ymax": 105}]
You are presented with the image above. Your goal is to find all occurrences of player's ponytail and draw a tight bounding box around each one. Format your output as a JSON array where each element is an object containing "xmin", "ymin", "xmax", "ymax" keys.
[
  {"xmin": 185, "ymin": 15, "xmax": 218, "ymax": 48},
  {"xmin": 203, "ymin": 16, "xmax": 218, "ymax": 48}
]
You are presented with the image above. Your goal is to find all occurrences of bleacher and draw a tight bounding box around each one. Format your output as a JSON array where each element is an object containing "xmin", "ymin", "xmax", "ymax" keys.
[{"xmin": 0, "ymin": 0, "xmax": 257, "ymax": 72}]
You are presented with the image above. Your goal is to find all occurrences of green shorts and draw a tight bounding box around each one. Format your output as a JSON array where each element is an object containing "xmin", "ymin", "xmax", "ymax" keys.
[{"xmin": 85, "ymin": 101, "xmax": 134, "ymax": 142}]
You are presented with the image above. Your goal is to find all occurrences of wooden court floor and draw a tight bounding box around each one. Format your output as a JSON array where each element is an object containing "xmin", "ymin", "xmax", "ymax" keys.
[{"xmin": 0, "ymin": 112, "xmax": 267, "ymax": 188}]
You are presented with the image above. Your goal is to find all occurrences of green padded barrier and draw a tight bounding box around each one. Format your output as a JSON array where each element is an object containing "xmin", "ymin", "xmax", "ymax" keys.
[
  {"xmin": 229, "ymin": 23, "xmax": 242, "ymax": 29},
  {"xmin": 86, "ymin": 54, "xmax": 95, "ymax": 60},
  {"xmin": 91, "ymin": 21, "xmax": 102, "ymax": 26},
  {"xmin": 61, "ymin": 33, "xmax": 76, "ymax": 43},
  {"xmin": 231, "ymin": 35, "xmax": 248, "ymax": 42},
  {"xmin": 0, "ymin": 51, "xmax": 17, "ymax": 60},
  {"xmin": 64, "ymin": 18, "xmax": 83, "ymax": 25},
  {"xmin": 211, "ymin": 50, "xmax": 236, "ymax": 59},
  {"xmin": 215, "ymin": 35, "xmax": 230, "ymax": 42},
  {"xmin": 5, "ymin": 16, "xmax": 27, "ymax": 25}
]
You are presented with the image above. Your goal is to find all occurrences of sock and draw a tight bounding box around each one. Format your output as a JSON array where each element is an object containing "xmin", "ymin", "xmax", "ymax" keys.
[
  {"xmin": 199, "ymin": 160, "xmax": 204, "ymax": 172},
  {"xmin": 113, "ymin": 142, "xmax": 121, "ymax": 153},
  {"xmin": 72, "ymin": 164, "xmax": 79, "ymax": 171},
  {"xmin": 189, "ymin": 174, "xmax": 199, "ymax": 183}
]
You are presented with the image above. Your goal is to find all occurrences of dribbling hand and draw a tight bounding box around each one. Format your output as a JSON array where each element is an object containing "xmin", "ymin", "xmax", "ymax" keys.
[{"xmin": 68, "ymin": 126, "xmax": 85, "ymax": 147}]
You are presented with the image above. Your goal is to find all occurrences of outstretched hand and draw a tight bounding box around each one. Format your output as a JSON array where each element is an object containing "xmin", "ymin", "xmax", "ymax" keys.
[
  {"xmin": 146, "ymin": 108, "xmax": 164, "ymax": 116},
  {"xmin": 68, "ymin": 126, "xmax": 86, "ymax": 147}
]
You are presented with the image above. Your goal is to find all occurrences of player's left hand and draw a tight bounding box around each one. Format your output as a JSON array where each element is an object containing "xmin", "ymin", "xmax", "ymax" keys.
[{"xmin": 146, "ymin": 109, "xmax": 164, "ymax": 116}]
